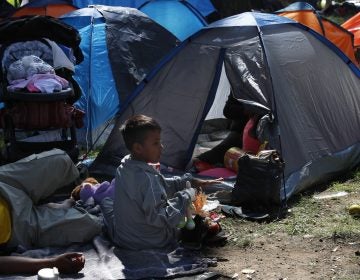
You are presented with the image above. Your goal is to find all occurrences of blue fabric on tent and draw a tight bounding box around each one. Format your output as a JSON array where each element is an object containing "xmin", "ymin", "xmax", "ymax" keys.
[
  {"xmin": 72, "ymin": 0, "xmax": 145, "ymax": 8},
  {"xmin": 75, "ymin": 23, "xmax": 119, "ymax": 130},
  {"xmin": 139, "ymin": 0, "xmax": 206, "ymax": 41},
  {"xmin": 61, "ymin": 7, "xmax": 104, "ymax": 28},
  {"xmin": 71, "ymin": 0, "xmax": 215, "ymax": 16},
  {"xmin": 61, "ymin": 10, "xmax": 119, "ymax": 130},
  {"xmin": 187, "ymin": 0, "xmax": 215, "ymax": 16}
]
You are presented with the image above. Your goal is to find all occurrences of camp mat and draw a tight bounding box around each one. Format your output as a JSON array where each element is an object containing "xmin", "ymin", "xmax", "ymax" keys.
[{"xmin": 0, "ymin": 235, "xmax": 217, "ymax": 279}]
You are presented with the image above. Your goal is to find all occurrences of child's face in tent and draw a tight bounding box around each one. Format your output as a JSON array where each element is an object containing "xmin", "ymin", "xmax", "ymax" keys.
[{"xmin": 133, "ymin": 129, "xmax": 163, "ymax": 164}]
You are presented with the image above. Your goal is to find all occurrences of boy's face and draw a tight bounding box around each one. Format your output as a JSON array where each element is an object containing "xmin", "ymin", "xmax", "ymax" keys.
[{"xmin": 133, "ymin": 129, "xmax": 163, "ymax": 163}]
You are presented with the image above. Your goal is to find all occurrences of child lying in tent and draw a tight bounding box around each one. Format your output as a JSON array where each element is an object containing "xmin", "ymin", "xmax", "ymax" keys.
[
  {"xmin": 194, "ymin": 93, "xmax": 249, "ymax": 170},
  {"xmin": 0, "ymin": 149, "xmax": 102, "ymax": 253},
  {"xmin": 86, "ymin": 114, "xmax": 224, "ymax": 250},
  {"xmin": 193, "ymin": 92, "xmax": 262, "ymax": 174}
]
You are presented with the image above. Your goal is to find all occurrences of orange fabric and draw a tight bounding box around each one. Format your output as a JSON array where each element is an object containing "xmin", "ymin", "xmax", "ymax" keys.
[
  {"xmin": 342, "ymin": 12, "xmax": 360, "ymax": 48},
  {"xmin": 280, "ymin": 11, "xmax": 324, "ymax": 34},
  {"xmin": 280, "ymin": 11, "xmax": 357, "ymax": 65},
  {"xmin": 12, "ymin": 4, "xmax": 76, "ymax": 18}
]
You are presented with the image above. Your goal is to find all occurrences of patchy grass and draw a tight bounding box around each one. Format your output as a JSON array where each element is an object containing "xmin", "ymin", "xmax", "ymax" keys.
[
  {"xmin": 78, "ymin": 146, "xmax": 102, "ymax": 160},
  {"xmin": 220, "ymin": 168, "xmax": 360, "ymax": 248}
]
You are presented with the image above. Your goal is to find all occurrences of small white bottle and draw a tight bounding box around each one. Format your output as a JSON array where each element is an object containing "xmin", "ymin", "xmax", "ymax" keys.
[{"xmin": 37, "ymin": 267, "xmax": 59, "ymax": 280}]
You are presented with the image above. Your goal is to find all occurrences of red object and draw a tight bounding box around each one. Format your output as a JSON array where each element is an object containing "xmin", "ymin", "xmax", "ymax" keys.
[
  {"xmin": 242, "ymin": 117, "xmax": 261, "ymax": 154},
  {"xmin": 207, "ymin": 221, "xmax": 221, "ymax": 235},
  {"xmin": 193, "ymin": 159, "xmax": 215, "ymax": 172}
]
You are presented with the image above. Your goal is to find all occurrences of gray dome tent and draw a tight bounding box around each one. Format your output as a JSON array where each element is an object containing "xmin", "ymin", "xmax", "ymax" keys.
[{"xmin": 91, "ymin": 12, "xmax": 360, "ymax": 200}]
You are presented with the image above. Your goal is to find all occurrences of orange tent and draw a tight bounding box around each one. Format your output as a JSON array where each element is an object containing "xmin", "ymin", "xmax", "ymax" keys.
[
  {"xmin": 276, "ymin": 2, "xmax": 357, "ymax": 65},
  {"xmin": 11, "ymin": 0, "xmax": 77, "ymax": 18},
  {"xmin": 342, "ymin": 12, "xmax": 360, "ymax": 48}
]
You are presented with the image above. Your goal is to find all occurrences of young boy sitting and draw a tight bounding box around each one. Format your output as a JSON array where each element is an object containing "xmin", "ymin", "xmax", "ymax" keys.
[{"xmin": 99, "ymin": 114, "xmax": 222, "ymax": 250}]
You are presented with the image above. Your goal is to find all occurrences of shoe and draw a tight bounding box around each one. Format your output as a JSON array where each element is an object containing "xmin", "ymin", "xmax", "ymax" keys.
[
  {"xmin": 232, "ymin": 207, "xmax": 269, "ymax": 221},
  {"xmin": 221, "ymin": 205, "xmax": 269, "ymax": 221},
  {"xmin": 220, "ymin": 205, "xmax": 236, "ymax": 217}
]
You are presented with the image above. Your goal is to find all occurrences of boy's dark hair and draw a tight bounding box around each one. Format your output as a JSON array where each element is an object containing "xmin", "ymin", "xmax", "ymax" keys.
[{"xmin": 121, "ymin": 114, "xmax": 161, "ymax": 151}]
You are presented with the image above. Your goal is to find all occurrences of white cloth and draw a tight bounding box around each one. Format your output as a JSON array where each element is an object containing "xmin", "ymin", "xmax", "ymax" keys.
[
  {"xmin": 44, "ymin": 38, "xmax": 75, "ymax": 73},
  {"xmin": 7, "ymin": 55, "xmax": 54, "ymax": 82}
]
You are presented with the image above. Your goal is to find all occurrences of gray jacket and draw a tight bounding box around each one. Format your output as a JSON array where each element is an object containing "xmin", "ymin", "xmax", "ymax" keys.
[{"xmin": 106, "ymin": 155, "xmax": 193, "ymax": 250}]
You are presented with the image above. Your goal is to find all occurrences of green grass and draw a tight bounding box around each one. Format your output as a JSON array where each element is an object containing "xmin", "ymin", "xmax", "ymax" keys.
[
  {"xmin": 6, "ymin": 0, "xmax": 21, "ymax": 8},
  {"xmin": 79, "ymin": 146, "xmax": 101, "ymax": 160},
  {"xmin": 325, "ymin": 14, "xmax": 353, "ymax": 25},
  {"xmin": 221, "ymin": 168, "xmax": 360, "ymax": 248}
]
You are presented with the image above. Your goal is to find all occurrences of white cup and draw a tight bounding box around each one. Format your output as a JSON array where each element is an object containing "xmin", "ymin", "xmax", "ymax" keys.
[{"xmin": 37, "ymin": 267, "xmax": 59, "ymax": 280}]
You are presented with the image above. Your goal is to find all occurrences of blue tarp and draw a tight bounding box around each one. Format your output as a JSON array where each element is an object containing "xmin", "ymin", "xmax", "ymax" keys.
[
  {"xmin": 139, "ymin": 0, "xmax": 207, "ymax": 41},
  {"xmin": 61, "ymin": 8, "xmax": 117, "ymax": 131},
  {"xmin": 71, "ymin": 0, "xmax": 216, "ymax": 16}
]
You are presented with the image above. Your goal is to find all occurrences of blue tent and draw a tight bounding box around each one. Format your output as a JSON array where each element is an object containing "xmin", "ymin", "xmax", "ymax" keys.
[{"xmin": 61, "ymin": 6, "xmax": 178, "ymax": 143}]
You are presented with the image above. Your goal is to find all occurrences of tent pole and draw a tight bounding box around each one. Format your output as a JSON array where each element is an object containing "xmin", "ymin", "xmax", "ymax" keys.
[
  {"xmin": 86, "ymin": 8, "xmax": 95, "ymax": 151},
  {"xmin": 256, "ymin": 25, "xmax": 288, "ymax": 210}
]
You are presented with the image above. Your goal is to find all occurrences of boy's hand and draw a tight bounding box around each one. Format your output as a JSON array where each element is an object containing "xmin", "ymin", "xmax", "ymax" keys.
[
  {"xmin": 184, "ymin": 187, "xmax": 196, "ymax": 201},
  {"xmin": 191, "ymin": 177, "xmax": 223, "ymax": 189},
  {"xmin": 52, "ymin": 252, "xmax": 85, "ymax": 274}
]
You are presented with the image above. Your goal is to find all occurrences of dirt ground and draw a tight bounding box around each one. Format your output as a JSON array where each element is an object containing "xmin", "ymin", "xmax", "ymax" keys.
[
  {"xmin": 204, "ymin": 234, "xmax": 360, "ymax": 280},
  {"xmin": 200, "ymin": 185, "xmax": 360, "ymax": 280}
]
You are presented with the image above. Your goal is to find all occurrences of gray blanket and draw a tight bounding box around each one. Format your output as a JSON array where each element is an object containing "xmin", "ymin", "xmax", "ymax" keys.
[{"xmin": 0, "ymin": 235, "xmax": 216, "ymax": 279}]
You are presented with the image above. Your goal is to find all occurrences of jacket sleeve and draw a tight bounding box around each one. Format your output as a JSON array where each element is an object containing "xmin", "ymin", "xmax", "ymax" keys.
[
  {"xmin": 141, "ymin": 172, "xmax": 192, "ymax": 229},
  {"xmin": 163, "ymin": 173, "xmax": 193, "ymax": 197}
]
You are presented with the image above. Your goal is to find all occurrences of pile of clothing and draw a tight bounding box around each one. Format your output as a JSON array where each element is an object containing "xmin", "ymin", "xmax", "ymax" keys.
[{"xmin": 3, "ymin": 39, "xmax": 76, "ymax": 94}]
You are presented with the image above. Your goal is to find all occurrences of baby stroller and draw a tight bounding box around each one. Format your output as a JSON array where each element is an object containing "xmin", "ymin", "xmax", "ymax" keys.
[{"xmin": 0, "ymin": 15, "xmax": 84, "ymax": 163}]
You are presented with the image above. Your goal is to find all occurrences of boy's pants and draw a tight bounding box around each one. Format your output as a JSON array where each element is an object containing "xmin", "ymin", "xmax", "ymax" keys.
[{"xmin": 0, "ymin": 149, "xmax": 102, "ymax": 249}]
